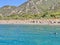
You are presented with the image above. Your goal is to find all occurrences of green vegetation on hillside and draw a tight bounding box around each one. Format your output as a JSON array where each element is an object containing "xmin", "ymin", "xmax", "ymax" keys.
[{"xmin": 0, "ymin": 11, "xmax": 60, "ymax": 20}]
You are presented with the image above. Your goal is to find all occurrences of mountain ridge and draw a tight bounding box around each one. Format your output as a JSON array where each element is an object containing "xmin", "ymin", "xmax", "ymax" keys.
[{"xmin": 0, "ymin": 0, "xmax": 60, "ymax": 16}]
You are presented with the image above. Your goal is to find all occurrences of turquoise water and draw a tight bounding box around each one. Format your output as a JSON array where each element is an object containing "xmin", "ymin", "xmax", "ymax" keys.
[{"xmin": 0, "ymin": 25, "xmax": 60, "ymax": 45}]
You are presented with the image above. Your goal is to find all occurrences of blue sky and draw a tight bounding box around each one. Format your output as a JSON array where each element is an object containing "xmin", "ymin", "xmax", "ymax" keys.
[{"xmin": 0, "ymin": 0, "xmax": 27, "ymax": 7}]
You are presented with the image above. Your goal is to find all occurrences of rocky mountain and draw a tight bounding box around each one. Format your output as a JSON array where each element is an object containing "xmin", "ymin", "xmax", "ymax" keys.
[
  {"xmin": 0, "ymin": 0, "xmax": 60, "ymax": 16},
  {"xmin": 0, "ymin": 5, "xmax": 17, "ymax": 16}
]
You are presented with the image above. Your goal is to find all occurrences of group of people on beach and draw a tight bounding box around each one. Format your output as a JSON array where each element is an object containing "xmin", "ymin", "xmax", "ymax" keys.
[
  {"xmin": 29, "ymin": 20, "xmax": 60, "ymax": 25},
  {"xmin": 0, "ymin": 19, "xmax": 60, "ymax": 25}
]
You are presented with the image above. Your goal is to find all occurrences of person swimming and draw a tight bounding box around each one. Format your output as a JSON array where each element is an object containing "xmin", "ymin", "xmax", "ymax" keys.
[
  {"xmin": 53, "ymin": 32, "xmax": 58, "ymax": 38},
  {"xmin": 54, "ymin": 32, "xmax": 57, "ymax": 35}
]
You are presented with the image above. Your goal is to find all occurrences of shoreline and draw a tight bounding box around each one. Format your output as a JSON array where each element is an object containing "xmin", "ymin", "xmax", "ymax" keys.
[{"xmin": 0, "ymin": 19, "xmax": 60, "ymax": 25}]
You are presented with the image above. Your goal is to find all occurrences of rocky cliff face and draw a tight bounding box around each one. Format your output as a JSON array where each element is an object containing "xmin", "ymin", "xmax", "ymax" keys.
[{"xmin": 0, "ymin": 0, "xmax": 60, "ymax": 16}]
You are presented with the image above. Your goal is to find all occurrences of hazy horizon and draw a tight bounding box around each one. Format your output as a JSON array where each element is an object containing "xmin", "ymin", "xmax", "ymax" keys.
[{"xmin": 0, "ymin": 0, "xmax": 27, "ymax": 7}]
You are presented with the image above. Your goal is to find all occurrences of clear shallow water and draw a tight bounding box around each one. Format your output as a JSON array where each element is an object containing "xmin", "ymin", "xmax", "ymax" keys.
[{"xmin": 0, "ymin": 25, "xmax": 60, "ymax": 45}]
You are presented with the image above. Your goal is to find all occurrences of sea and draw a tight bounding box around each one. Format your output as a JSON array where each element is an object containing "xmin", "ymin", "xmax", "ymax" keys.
[{"xmin": 0, "ymin": 24, "xmax": 60, "ymax": 45}]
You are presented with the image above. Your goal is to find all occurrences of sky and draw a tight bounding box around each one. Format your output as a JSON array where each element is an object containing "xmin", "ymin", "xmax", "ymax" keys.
[{"xmin": 0, "ymin": 0, "xmax": 27, "ymax": 7}]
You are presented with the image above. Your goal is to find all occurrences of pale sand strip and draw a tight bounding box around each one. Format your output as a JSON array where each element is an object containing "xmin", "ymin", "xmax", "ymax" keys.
[{"xmin": 0, "ymin": 19, "xmax": 60, "ymax": 25}]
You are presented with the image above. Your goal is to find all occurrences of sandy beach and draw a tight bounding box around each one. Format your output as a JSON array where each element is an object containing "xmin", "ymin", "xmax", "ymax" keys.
[{"xmin": 0, "ymin": 19, "xmax": 60, "ymax": 25}]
